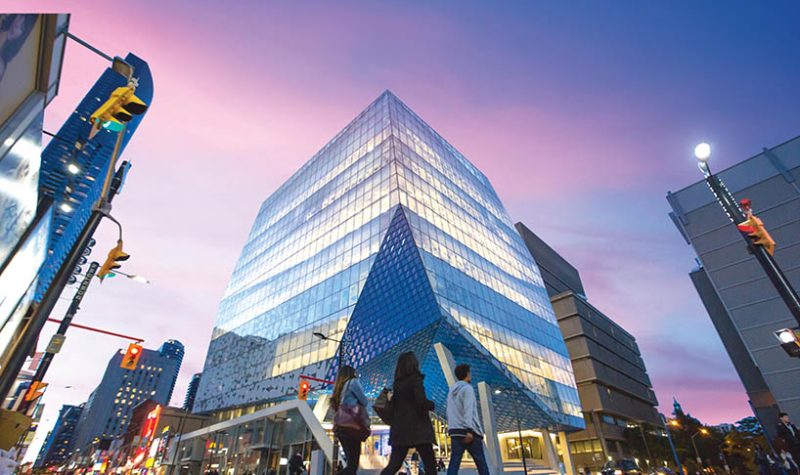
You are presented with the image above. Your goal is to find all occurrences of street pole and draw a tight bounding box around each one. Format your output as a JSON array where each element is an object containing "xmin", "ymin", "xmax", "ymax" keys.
[
  {"xmin": 313, "ymin": 332, "xmax": 345, "ymax": 475},
  {"xmin": 699, "ymin": 160, "xmax": 800, "ymax": 327},
  {"xmin": 331, "ymin": 336, "xmax": 345, "ymax": 475},
  {"xmin": 637, "ymin": 423, "xmax": 653, "ymax": 470},
  {"xmin": 169, "ymin": 411, "xmax": 188, "ymax": 475},
  {"xmin": 515, "ymin": 413, "xmax": 528, "ymax": 475},
  {"xmin": 17, "ymin": 262, "xmax": 99, "ymax": 414},
  {"xmin": 690, "ymin": 433, "xmax": 702, "ymax": 466},
  {"xmin": 0, "ymin": 125, "xmax": 127, "ymax": 402},
  {"xmin": 661, "ymin": 416, "xmax": 683, "ymax": 475}
]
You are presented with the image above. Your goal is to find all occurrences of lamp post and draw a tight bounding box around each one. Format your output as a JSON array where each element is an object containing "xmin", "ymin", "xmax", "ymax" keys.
[
  {"xmin": 495, "ymin": 388, "xmax": 528, "ymax": 475},
  {"xmin": 635, "ymin": 422, "xmax": 653, "ymax": 470},
  {"xmin": 694, "ymin": 142, "xmax": 800, "ymax": 327},
  {"xmin": 662, "ymin": 416, "xmax": 683, "ymax": 475},
  {"xmin": 312, "ymin": 332, "xmax": 345, "ymax": 475},
  {"xmin": 690, "ymin": 428, "xmax": 709, "ymax": 466}
]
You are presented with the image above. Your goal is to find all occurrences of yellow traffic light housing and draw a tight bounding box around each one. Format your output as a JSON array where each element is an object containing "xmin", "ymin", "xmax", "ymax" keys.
[
  {"xmin": 121, "ymin": 343, "xmax": 143, "ymax": 370},
  {"xmin": 737, "ymin": 214, "xmax": 776, "ymax": 255},
  {"xmin": 89, "ymin": 86, "xmax": 149, "ymax": 139},
  {"xmin": 298, "ymin": 379, "xmax": 310, "ymax": 400},
  {"xmin": 97, "ymin": 240, "xmax": 130, "ymax": 282}
]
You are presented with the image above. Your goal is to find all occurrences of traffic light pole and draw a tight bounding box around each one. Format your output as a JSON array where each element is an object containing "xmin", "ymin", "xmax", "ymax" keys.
[
  {"xmin": 0, "ymin": 125, "xmax": 127, "ymax": 403},
  {"xmin": 17, "ymin": 262, "xmax": 98, "ymax": 414},
  {"xmin": 701, "ymin": 165, "xmax": 800, "ymax": 327}
]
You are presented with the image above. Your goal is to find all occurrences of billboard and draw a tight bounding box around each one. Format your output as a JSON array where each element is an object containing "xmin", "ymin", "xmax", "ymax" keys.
[{"xmin": 0, "ymin": 15, "xmax": 41, "ymax": 125}]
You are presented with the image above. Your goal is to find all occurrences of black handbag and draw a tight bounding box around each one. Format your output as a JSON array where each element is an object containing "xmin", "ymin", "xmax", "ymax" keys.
[{"xmin": 373, "ymin": 387, "xmax": 394, "ymax": 424}]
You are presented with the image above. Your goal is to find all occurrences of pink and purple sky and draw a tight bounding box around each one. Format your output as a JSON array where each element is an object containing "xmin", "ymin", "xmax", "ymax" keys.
[{"xmin": 12, "ymin": 0, "xmax": 800, "ymax": 456}]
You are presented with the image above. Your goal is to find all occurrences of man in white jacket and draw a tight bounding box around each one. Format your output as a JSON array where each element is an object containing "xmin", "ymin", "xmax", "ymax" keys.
[{"xmin": 446, "ymin": 364, "xmax": 490, "ymax": 475}]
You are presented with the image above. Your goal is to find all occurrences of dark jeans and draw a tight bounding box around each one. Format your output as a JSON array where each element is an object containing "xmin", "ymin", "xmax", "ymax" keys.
[
  {"xmin": 380, "ymin": 444, "xmax": 436, "ymax": 475},
  {"xmin": 447, "ymin": 436, "xmax": 490, "ymax": 475},
  {"xmin": 339, "ymin": 435, "xmax": 362, "ymax": 475}
]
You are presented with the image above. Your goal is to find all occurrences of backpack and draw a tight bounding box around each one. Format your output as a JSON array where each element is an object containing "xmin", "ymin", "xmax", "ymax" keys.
[{"xmin": 373, "ymin": 387, "xmax": 394, "ymax": 424}]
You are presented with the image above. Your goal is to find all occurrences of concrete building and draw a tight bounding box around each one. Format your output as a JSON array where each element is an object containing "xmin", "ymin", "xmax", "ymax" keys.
[
  {"xmin": 667, "ymin": 136, "xmax": 800, "ymax": 438},
  {"xmin": 516, "ymin": 223, "xmax": 661, "ymax": 471},
  {"xmin": 70, "ymin": 341, "xmax": 183, "ymax": 459}
]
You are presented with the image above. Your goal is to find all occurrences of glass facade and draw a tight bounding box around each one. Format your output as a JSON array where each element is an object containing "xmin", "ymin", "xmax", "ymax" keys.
[{"xmin": 195, "ymin": 91, "xmax": 582, "ymax": 431}]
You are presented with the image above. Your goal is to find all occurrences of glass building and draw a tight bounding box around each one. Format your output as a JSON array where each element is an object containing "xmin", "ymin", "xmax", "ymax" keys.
[{"xmin": 195, "ymin": 91, "xmax": 583, "ymax": 432}]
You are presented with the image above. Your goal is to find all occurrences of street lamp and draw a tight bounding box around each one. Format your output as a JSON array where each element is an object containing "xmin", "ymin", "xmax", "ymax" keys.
[
  {"xmin": 694, "ymin": 142, "xmax": 711, "ymax": 162},
  {"xmin": 312, "ymin": 331, "xmax": 345, "ymax": 475},
  {"xmin": 774, "ymin": 328, "xmax": 800, "ymax": 358},
  {"xmin": 692, "ymin": 142, "xmax": 800, "ymax": 330},
  {"xmin": 494, "ymin": 388, "xmax": 528, "ymax": 475},
  {"xmin": 107, "ymin": 270, "xmax": 151, "ymax": 284},
  {"xmin": 661, "ymin": 416, "xmax": 683, "ymax": 475},
  {"xmin": 631, "ymin": 422, "xmax": 653, "ymax": 470},
  {"xmin": 691, "ymin": 428, "xmax": 709, "ymax": 465},
  {"xmin": 312, "ymin": 332, "xmax": 345, "ymax": 368}
]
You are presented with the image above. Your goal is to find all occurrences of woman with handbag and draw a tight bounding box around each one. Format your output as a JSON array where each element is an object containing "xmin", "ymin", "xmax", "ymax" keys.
[
  {"xmin": 331, "ymin": 365, "xmax": 370, "ymax": 475},
  {"xmin": 380, "ymin": 351, "xmax": 437, "ymax": 475}
]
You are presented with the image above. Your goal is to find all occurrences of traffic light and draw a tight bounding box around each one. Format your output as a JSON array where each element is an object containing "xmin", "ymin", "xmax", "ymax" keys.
[
  {"xmin": 298, "ymin": 379, "xmax": 310, "ymax": 400},
  {"xmin": 121, "ymin": 343, "xmax": 143, "ymax": 370},
  {"xmin": 775, "ymin": 328, "xmax": 800, "ymax": 358},
  {"xmin": 737, "ymin": 214, "xmax": 776, "ymax": 255},
  {"xmin": 97, "ymin": 240, "xmax": 130, "ymax": 281},
  {"xmin": 24, "ymin": 381, "xmax": 48, "ymax": 402},
  {"xmin": 89, "ymin": 86, "xmax": 148, "ymax": 138}
]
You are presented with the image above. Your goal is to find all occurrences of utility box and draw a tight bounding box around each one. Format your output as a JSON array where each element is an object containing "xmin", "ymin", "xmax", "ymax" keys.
[{"xmin": 0, "ymin": 409, "xmax": 32, "ymax": 450}]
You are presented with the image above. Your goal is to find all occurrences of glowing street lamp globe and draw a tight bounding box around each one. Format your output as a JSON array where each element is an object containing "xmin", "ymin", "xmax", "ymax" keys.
[{"xmin": 694, "ymin": 142, "xmax": 711, "ymax": 162}]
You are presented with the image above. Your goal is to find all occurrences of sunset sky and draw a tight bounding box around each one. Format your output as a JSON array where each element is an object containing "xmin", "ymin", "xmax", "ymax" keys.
[{"xmin": 11, "ymin": 0, "xmax": 800, "ymax": 458}]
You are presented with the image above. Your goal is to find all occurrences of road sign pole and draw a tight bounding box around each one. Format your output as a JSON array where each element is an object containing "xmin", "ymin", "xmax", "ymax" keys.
[{"xmin": 17, "ymin": 262, "xmax": 98, "ymax": 414}]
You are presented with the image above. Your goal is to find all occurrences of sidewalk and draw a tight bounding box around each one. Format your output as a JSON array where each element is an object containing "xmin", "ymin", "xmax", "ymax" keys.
[{"xmin": 360, "ymin": 460, "xmax": 559, "ymax": 475}]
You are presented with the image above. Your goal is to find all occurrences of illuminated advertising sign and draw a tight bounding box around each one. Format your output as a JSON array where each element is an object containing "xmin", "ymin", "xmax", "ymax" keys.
[{"xmin": 133, "ymin": 405, "xmax": 161, "ymax": 467}]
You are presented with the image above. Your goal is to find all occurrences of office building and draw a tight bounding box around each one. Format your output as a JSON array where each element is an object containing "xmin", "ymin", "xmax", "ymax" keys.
[
  {"xmin": 70, "ymin": 341, "xmax": 183, "ymax": 457},
  {"xmin": 516, "ymin": 223, "xmax": 661, "ymax": 471},
  {"xmin": 183, "ymin": 373, "xmax": 201, "ymax": 412},
  {"xmin": 667, "ymin": 137, "xmax": 800, "ymax": 438},
  {"xmin": 194, "ymin": 90, "xmax": 583, "ymax": 454},
  {"xmin": 34, "ymin": 404, "xmax": 83, "ymax": 468}
]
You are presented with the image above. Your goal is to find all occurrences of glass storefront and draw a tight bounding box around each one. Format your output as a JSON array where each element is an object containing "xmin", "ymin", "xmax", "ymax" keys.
[{"xmin": 175, "ymin": 406, "xmax": 327, "ymax": 475}]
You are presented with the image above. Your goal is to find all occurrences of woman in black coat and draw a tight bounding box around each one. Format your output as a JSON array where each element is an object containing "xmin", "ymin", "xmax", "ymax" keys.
[{"xmin": 380, "ymin": 351, "xmax": 437, "ymax": 475}]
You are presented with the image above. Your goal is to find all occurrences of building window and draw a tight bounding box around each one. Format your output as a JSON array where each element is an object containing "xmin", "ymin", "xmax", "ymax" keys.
[
  {"xmin": 570, "ymin": 440, "xmax": 603, "ymax": 454},
  {"xmin": 504, "ymin": 437, "xmax": 543, "ymax": 460}
]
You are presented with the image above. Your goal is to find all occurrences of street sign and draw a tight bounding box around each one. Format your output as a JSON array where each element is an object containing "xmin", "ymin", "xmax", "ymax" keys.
[{"xmin": 45, "ymin": 334, "xmax": 66, "ymax": 354}]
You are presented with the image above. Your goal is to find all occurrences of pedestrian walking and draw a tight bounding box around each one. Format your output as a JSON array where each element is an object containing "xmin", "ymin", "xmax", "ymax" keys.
[
  {"xmin": 754, "ymin": 444, "xmax": 771, "ymax": 475},
  {"xmin": 445, "ymin": 364, "xmax": 490, "ymax": 475},
  {"xmin": 289, "ymin": 452, "xmax": 305, "ymax": 475},
  {"xmin": 379, "ymin": 351, "xmax": 437, "ymax": 475},
  {"xmin": 781, "ymin": 447, "xmax": 800, "ymax": 475},
  {"xmin": 778, "ymin": 412, "xmax": 800, "ymax": 461},
  {"xmin": 332, "ymin": 365, "xmax": 371, "ymax": 475}
]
